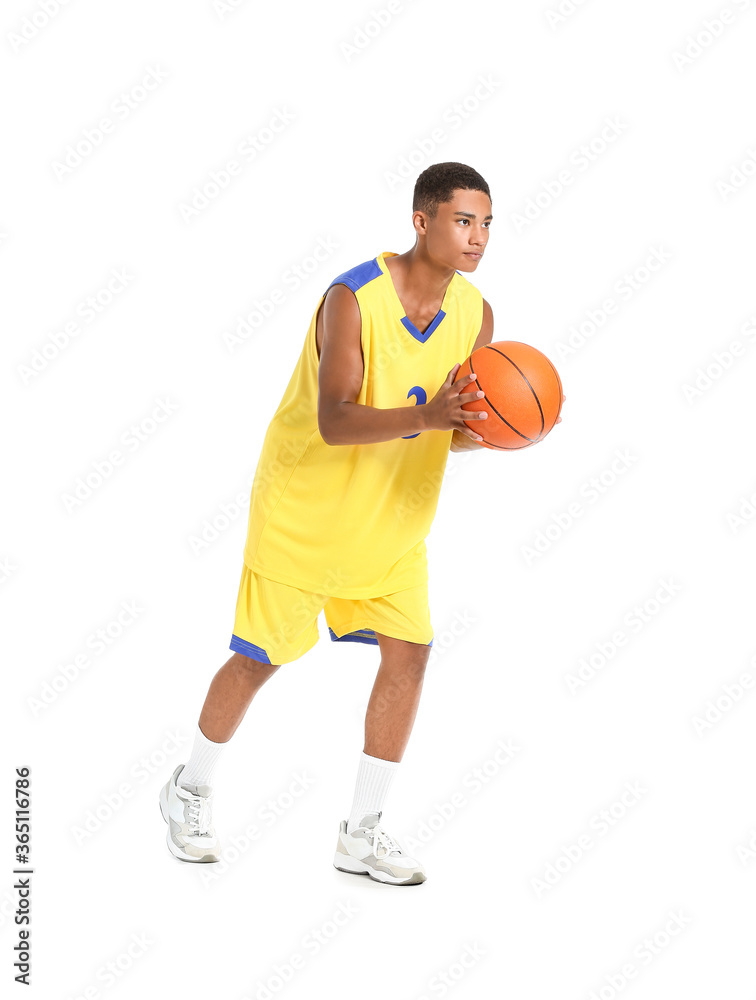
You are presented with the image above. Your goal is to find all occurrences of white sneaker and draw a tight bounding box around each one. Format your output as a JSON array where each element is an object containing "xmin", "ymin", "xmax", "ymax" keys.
[
  {"xmin": 159, "ymin": 764, "xmax": 221, "ymax": 863},
  {"xmin": 333, "ymin": 811, "xmax": 426, "ymax": 885}
]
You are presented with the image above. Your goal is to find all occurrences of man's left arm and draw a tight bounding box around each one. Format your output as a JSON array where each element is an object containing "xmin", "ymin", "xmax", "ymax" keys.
[{"xmin": 450, "ymin": 298, "xmax": 494, "ymax": 452}]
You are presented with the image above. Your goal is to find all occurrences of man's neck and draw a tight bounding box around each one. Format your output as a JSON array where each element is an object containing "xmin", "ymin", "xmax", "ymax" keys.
[{"xmin": 385, "ymin": 247, "xmax": 455, "ymax": 306}]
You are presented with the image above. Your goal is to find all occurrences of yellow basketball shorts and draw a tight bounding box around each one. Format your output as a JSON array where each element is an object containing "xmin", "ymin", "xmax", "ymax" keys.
[{"xmin": 229, "ymin": 562, "xmax": 434, "ymax": 665}]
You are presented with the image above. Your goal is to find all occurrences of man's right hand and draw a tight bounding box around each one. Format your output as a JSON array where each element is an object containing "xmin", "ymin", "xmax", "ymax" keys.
[{"xmin": 422, "ymin": 363, "xmax": 489, "ymax": 442}]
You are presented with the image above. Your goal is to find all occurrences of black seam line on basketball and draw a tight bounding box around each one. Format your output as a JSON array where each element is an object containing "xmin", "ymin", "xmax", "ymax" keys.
[
  {"xmin": 466, "ymin": 372, "xmax": 533, "ymax": 446},
  {"xmin": 483, "ymin": 344, "xmax": 545, "ymax": 440},
  {"xmin": 470, "ymin": 377, "xmax": 534, "ymax": 442},
  {"xmin": 462, "ymin": 360, "xmax": 529, "ymax": 447}
]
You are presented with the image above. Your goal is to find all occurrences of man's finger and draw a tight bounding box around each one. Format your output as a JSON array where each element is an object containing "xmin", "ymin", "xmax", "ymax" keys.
[{"xmin": 452, "ymin": 372, "xmax": 478, "ymax": 394}]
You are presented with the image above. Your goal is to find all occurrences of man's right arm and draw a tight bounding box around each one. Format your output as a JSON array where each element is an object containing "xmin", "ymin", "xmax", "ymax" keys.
[
  {"xmin": 317, "ymin": 284, "xmax": 427, "ymax": 445},
  {"xmin": 316, "ymin": 283, "xmax": 487, "ymax": 446}
]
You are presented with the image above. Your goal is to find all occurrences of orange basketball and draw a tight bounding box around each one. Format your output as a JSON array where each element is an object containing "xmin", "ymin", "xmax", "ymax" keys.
[{"xmin": 453, "ymin": 341, "xmax": 563, "ymax": 450}]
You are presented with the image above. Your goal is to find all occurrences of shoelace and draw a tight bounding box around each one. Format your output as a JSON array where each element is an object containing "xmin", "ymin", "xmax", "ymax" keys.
[
  {"xmin": 186, "ymin": 795, "xmax": 212, "ymax": 836},
  {"xmin": 368, "ymin": 824, "xmax": 403, "ymax": 859}
]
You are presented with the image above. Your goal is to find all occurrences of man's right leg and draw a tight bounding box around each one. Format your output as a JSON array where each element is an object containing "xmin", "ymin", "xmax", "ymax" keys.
[
  {"xmin": 161, "ymin": 564, "xmax": 325, "ymax": 862},
  {"xmin": 178, "ymin": 651, "xmax": 280, "ymax": 787},
  {"xmin": 198, "ymin": 651, "xmax": 280, "ymax": 743},
  {"xmin": 160, "ymin": 652, "xmax": 280, "ymax": 864}
]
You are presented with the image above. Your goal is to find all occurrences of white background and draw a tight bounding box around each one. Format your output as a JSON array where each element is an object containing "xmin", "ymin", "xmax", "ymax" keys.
[{"xmin": 3, "ymin": 0, "xmax": 756, "ymax": 997}]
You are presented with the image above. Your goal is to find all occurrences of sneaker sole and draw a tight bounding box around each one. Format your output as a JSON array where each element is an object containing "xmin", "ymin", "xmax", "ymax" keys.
[
  {"xmin": 159, "ymin": 783, "xmax": 221, "ymax": 864},
  {"xmin": 333, "ymin": 853, "xmax": 425, "ymax": 885}
]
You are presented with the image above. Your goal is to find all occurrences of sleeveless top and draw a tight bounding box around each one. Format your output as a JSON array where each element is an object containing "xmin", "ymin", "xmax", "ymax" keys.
[{"xmin": 242, "ymin": 250, "xmax": 483, "ymax": 598}]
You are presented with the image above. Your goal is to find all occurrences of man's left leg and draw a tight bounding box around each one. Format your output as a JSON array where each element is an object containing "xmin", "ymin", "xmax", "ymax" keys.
[
  {"xmin": 333, "ymin": 632, "xmax": 430, "ymax": 885},
  {"xmin": 364, "ymin": 632, "xmax": 430, "ymax": 761}
]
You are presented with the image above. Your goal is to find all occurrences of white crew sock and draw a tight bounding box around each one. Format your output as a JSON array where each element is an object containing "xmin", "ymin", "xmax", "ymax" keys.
[
  {"xmin": 179, "ymin": 723, "xmax": 226, "ymax": 789},
  {"xmin": 346, "ymin": 751, "xmax": 400, "ymax": 833}
]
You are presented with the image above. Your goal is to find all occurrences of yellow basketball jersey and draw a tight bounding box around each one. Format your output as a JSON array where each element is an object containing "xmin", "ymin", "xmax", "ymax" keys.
[{"xmin": 242, "ymin": 250, "xmax": 483, "ymax": 599}]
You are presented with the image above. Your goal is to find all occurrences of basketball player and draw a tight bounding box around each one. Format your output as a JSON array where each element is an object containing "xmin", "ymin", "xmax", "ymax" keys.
[{"xmin": 160, "ymin": 161, "xmax": 564, "ymax": 884}]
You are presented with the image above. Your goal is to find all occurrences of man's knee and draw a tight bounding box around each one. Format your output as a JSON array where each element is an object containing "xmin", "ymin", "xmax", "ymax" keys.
[{"xmin": 376, "ymin": 634, "xmax": 430, "ymax": 672}]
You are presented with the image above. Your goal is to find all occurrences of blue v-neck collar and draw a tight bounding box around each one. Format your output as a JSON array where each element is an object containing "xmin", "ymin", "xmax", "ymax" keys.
[{"xmin": 379, "ymin": 251, "xmax": 454, "ymax": 345}]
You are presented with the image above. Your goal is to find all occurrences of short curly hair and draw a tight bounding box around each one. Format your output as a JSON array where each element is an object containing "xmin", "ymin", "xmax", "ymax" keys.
[{"xmin": 413, "ymin": 162, "xmax": 491, "ymax": 219}]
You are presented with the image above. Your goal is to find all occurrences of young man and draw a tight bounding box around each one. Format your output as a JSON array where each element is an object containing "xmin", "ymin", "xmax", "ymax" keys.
[{"xmin": 160, "ymin": 162, "xmax": 523, "ymax": 884}]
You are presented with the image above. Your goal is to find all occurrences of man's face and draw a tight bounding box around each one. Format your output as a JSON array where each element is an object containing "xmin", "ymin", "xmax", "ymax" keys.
[{"xmin": 420, "ymin": 188, "xmax": 492, "ymax": 272}]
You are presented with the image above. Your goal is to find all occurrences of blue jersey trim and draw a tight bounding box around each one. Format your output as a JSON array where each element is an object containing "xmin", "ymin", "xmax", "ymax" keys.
[
  {"xmin": 229, "ymin": 634, "xmax": 272, "ymax": 664},
  {"xmin": 328, "ymin": 626, "xmax": 379, "ymax": 646},
  {"xmin": 325, "ymin": 257, "xmax": 382, "ymax": 294},
  {"xmin": 328, "ymin": 626, "xmax": 433, "ymax": 647},
  {"xmin": 401, "ymin": 309, "xmax": 446, "ymax": 344}
]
